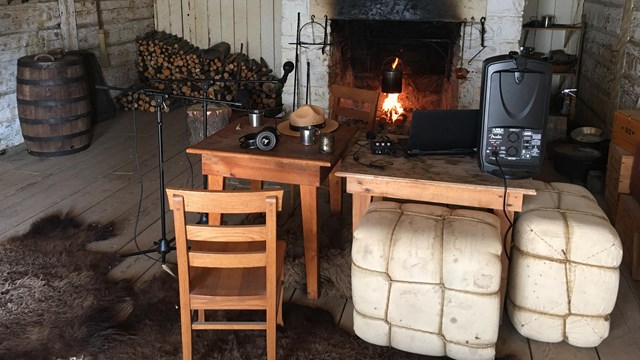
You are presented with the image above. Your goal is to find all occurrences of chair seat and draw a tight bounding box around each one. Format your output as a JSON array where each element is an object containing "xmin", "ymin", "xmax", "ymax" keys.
[{"xmin": 189, "ymin": 240, "xmax": 286, "ymax": 309}]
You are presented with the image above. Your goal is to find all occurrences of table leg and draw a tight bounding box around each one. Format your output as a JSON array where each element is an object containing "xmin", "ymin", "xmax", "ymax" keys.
[
  {"xmin": 299, "ymin": 184, "xmax": 319, "ymax": 299},
  {"xmin": 493, "ymin": 209, "xmax": 515, "ymax": 254},
  {"xmin": 207, "ymin": 175, "xmax": 224, "ymax": 225},
  {"xmin": 250, "ymin": 180, "xmax": 263, "ymax": 190},
  {"xmin": 329, "ymin": 160, "xmax": 342, "ymax": 215},
  {"xmin": 493, "ymin": 208, "xmax": 515, "ymax": 324},
  {"xmin": 351, "ymin": 193, "xmax": 373, "ymax": 232}
]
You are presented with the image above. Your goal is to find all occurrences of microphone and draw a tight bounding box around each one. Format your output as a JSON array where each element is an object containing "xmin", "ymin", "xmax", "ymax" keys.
[{"xmin": 279, "ymin": 61, "xmax": 295, "ymax": 85}]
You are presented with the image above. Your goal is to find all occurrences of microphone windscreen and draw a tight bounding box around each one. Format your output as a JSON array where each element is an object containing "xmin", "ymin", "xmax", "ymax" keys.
[
  {"xmin": 283, "ymin": 61, "xmax": 294, "ymax": 74},
  {"xmin": 236, "ymin": 89, "xmax": 251, "ymax": 109},
  {"xmin": 279, "ymin": 61, "xmax": 295, "ymax": 85}
]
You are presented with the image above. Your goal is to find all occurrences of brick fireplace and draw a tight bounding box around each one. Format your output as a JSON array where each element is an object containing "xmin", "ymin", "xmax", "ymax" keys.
[{"xmin": 279, "ymin": 0, "xmax": 526, "ymax": 116}]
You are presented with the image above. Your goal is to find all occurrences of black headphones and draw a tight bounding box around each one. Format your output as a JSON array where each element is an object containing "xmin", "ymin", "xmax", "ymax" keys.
[{"xmin": 239, "ymin": 126, "xmax": 280, "ymax": 151}]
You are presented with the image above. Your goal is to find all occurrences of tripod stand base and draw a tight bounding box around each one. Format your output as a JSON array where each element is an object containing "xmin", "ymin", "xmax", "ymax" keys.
[
  {"xmin": 121, "ymin": 237, "xmax": 175, "ymax": 264},
  {"xmin": 161, "ymin": 263, "xmax": 178, "ymax": 278}
]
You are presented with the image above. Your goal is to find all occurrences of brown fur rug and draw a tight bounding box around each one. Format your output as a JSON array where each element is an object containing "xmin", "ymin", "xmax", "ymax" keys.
[
  {"xmin": 0, "ymin": 212, "xmax": 132, "ymax": 359},
  {"xmin": 282, "ymin": 212, "xmax": 353, "ymax": 299},
  {"xmin": 0, "ymin": 213, "xmax": 421, "ymax": 359},
  {"xmin": 0, "ymin": 212, "xmax": 517, "ymax": 360}
]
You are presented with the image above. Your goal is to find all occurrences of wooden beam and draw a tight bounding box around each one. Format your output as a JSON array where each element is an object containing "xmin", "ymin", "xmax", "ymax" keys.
[
  {"xmin": 58, "ymin": 0, "xmax": 79, "ymax": 50},
  {"xmin": 260, "ymin": 0, "xmax": 275, "ymax": 69},
  {"xmin": 155, "ymin": 0, "xmax": 171, "ymax": 32}
]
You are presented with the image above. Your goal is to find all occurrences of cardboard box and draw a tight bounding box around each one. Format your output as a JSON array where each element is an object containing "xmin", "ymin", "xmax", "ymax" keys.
[
  {"xmin": 613, "ymin": 110, "xmax": 640, "ymax": 153},
  {"xmin": 615, "ymin": 194, "xmax": 640, "ymax": 280},
  {"xmin": 604, "ymin": 143, "xmax": 635, "ymax": 220},
  {"xmin": 631, "ymin": 143, "xmax": 640, "ymax": 203},
  {"xmin": 605, "ymin": 143, "xmax": 634, "ymax": 194}
]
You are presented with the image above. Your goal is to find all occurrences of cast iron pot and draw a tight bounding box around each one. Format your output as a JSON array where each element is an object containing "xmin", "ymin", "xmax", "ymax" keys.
[{"xmin": 552, "ymin": 143, "xmax": 604, "ymax": 182}]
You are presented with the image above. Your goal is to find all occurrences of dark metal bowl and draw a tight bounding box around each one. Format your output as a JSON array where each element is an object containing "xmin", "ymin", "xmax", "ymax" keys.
[{"xmin": 570, "ymin": 127, "xmax": 606, "ymax": 144}]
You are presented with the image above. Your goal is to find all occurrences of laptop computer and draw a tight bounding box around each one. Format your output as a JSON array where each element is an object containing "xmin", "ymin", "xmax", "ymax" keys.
[{"xmin": 403, "ymin": 109, "xmax": 480, "ymax": 156}]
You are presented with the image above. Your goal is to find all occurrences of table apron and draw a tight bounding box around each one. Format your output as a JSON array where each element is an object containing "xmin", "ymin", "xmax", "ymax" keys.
[
  {"xmin": 201, "ymin": 154, "xmax": 325, "ymax": 187},
  {"xmin": 345, "ymin": 177, "xmax": 525, "ymax": 212}
]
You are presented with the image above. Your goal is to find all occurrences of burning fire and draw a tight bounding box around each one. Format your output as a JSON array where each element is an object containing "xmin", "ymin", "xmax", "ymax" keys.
[
  {"xmin": 380, "ymin": 57, "xmax": 404, "ymax": 123},
  {"xmin": 381, "ymin": 93, "xmax": 404, "ymax": 123},
  {"xmin": 391, "ymin": 57, "xmax": 399, "ymax": 69}
]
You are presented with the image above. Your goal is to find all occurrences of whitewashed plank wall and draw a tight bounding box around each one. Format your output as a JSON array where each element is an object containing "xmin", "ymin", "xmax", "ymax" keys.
[{"xmin": 154, "ymin": 0, "xmax": 282, "ymax": 75}]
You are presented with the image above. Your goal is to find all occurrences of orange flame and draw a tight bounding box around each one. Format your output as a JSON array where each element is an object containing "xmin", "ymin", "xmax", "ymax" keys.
[
  {"xmin": 381, "ymin": 93, "xmax": 404, "ymax": 123},
  {"xmin": 391, "ymin": 57, "xmax": 399, "ymax": 69}
]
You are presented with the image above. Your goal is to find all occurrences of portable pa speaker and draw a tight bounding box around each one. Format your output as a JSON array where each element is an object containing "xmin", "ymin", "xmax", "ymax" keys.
[{"xmin": 478, "ymin": 53, "xmax": 552, "ymax": 179}]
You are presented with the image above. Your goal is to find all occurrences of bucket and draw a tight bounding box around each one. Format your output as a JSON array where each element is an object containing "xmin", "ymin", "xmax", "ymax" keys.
[
  {"xmin": 381, "ymin": 57, "xmax": 403, "ymax": 94},
  {"xmin": 16, "ymin": 54, "xmax": 92, "ymax": 156}
]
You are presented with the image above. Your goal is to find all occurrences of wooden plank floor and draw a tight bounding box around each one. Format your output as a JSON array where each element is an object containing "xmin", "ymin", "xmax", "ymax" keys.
[{"xmin": 1, "ymin": 109, "xmax": 639, "ymax": 359}]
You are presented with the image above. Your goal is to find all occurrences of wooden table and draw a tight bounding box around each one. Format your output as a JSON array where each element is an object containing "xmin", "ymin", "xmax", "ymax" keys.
[
  {"xmin": 336, "ymin": 141, "xmax": 538, "ymax": 313},
  {"xmin": 187, "ymin": 116, "xmax": 358, "ymax": 299},
  {"xmin": 336, "ymin": 143, "xmax": 538, "ymax": 243}
]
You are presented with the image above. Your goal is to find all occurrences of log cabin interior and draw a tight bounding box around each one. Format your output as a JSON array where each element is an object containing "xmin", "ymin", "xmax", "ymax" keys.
[{"xmin": 1, "ymin": 0, "xmax": 640, "ymax": 359}]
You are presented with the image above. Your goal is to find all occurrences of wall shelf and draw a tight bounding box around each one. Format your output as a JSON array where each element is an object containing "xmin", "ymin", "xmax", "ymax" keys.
[
  {"xmin": 521, "ymin": 17, "xmax": 586, "ymax": 137},
  {"xmin": 521, "ymin": 20, "xmax": 586, "ymax": 94}
]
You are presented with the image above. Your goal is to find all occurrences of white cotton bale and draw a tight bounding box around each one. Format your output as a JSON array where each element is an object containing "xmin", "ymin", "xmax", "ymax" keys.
[
  {"xmin": 508, "ymin": 181, "xmax": 623, "ymax": 347},
  {"xmin": 352, "ymin": 201, "xmax": 502, "ymax": 359}
]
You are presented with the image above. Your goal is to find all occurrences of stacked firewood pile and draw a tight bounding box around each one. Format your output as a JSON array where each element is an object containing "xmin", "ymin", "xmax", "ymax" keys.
[{"xmin": 116, "ymin": 31, "xmax": 283, "ymax": 112}]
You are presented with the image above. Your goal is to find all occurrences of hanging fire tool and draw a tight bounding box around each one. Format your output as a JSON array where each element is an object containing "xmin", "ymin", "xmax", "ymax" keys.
[
  {"xmin": 290, "ymin": 14, "xmax": 329, "ymax": 109},
  {"xmin": 456, "ymin": 19, "xmax": 469, "ymax": 79},
  {"xmin": 468, "ymin": 17, "xmax": 487, "ymax": 64}
]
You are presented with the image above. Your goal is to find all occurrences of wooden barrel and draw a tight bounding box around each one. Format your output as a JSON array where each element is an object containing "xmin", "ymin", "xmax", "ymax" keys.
[{"xmin": 16, "ymin": 54, "xmax": 92, "ymax": 156}]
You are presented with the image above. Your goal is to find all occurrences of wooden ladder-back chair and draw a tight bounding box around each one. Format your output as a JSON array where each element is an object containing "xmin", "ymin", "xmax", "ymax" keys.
[
  {"xmin": 326, "ymin": 85, "xmax": 381, "ymax": 210},
  {"xmin": 166, "ymin": 188, "xmax": 286, "ymax": 360},
  {"xmin": 329, "ymin": 84, "xmax": 381, "ymax": 131}
]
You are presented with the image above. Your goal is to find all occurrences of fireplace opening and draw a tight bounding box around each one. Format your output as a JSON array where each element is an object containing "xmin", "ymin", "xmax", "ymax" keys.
[{"xmin": 329, "ymin": 20, "xmax": 462, "ymax": 129}]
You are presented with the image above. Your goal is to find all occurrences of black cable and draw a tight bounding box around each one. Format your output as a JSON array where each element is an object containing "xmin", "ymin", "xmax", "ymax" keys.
[
  {"xmin": 352, "ymin": 138, "xmax": 393, "ymax": 170},
  {"xmin": 185, "ymin": 150, "xmax": 195, "ymax": 189},
  {"xmin": 182, "ymin": 107, "xmax": 195, "ymax": 190},
  {"xmin": 493, "ymin": 152, "xmax": 514, "ymax": 261}
]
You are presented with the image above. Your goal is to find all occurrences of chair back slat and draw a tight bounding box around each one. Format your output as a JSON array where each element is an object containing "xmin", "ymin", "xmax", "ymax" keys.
[
  {"xmin": 188, "ymin": 251, "xmax": 267, "ymax": 268},
  {"xmin": 186, "ymin": 224, "xmax": 267, "ymax": 242},
  {"xmin": 329, "ymin": 84, "xmax": 380, "ymax": 130},
  {"xmin": 336, "ymin": 107, "xmax": 370, "ymax": 121},
  {"xmin": 166, "ymin": 188, "xmax": 283, "ymax": 214}
]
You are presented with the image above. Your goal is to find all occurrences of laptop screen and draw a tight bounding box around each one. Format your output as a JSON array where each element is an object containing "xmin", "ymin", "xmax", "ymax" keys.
[{"xmin": 406, "ymin": 109, "xmax": 480, "ymax": 155}]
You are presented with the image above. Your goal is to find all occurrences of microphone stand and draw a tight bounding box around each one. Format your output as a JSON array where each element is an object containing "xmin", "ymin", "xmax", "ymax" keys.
[
  {"xmin": 96, "ymin": 60, "xmax": 294, "ymax": 262},
  {"xmin": 153, "ymin": 61, "xmax": 295, "ymax": 225},
  {"xmin": 197, "ymin": 80, "xmax": 211, "ymax": 224},
  {"xmin": 145, "ymin": 93, "xmax": 171, "ymax": 262},
  {"xmin": 96, "ymin": 84, "xmax": 240, "ymax": 263}
]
